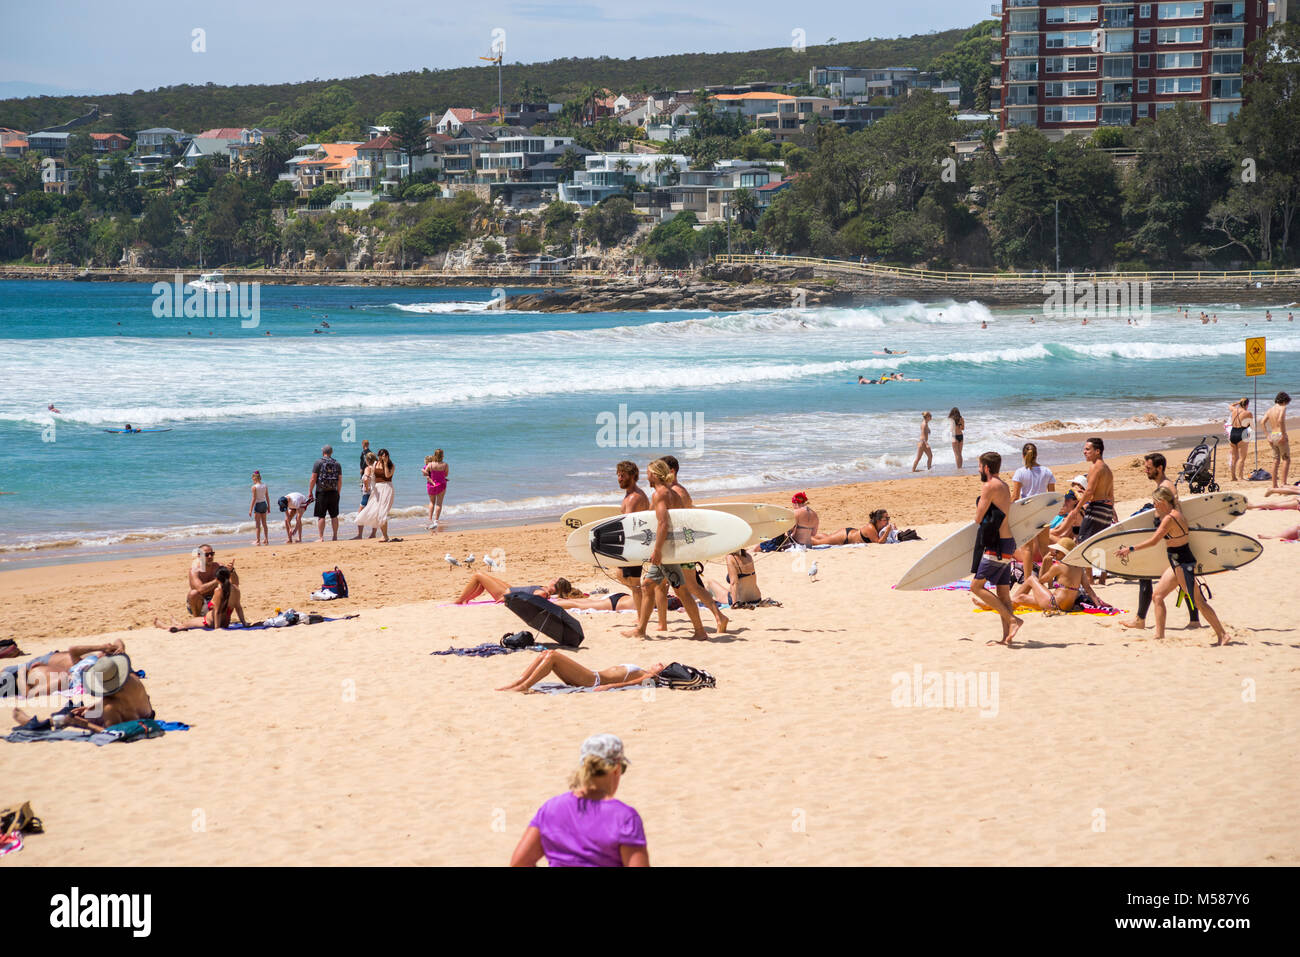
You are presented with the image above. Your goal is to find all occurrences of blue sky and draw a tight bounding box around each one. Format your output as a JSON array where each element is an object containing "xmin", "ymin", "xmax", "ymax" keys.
[{"xmin": 1, "ymin": 0, "xmax": 985, "ymax": 96}]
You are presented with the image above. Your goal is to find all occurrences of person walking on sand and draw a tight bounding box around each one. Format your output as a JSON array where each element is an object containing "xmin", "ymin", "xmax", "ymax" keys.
[
  {"xmin": 972, "ymin": 452, "xmax": 1024, "ymax": 646},
  {"xmin": 911, "ymin": 411, "xmax": 933, "ymax": 472},
  {"xmin": 948, "ymin": 408, "xmax": 965, "ymax": 469},
  {"xmin": 309, "ymin": 445, "xmax": 343, "ymax": 542},
  {"xmin": 1260, "ymin": 392, "xmax": 1292, "ymax": 488},
  {"xmin": 422, "ymin": 449, "xmax": 449, "ymax": 530},
  {"xmin": 1228, "ymin": 398, "xmax": 1253, "ymax": 482},
  {"xmin": 1114, "ymin": 487, "xmax": 1228, "ymax": 645},
  {"xmin": 621, "ymin": 459, "xmax": 713, "ymax": 641},
  {"xmin": 354, "ymin": 449, "xmax": 395, "ymax": 541},
  {"xmin": 511, "ymin": 734, "xmax": 650, "ymax": 867},
  {"xmin": 1062, "ymin": 437, "xmax": 1116, "ymax": 544},
  {"xmin": 661, "ymin": 455, "xmax": 728, "ymax": 635},
  {"xmin": 1120, "ymin": 452, "xmax": 1199, "ymax": 632},
  {"xmin": 249, "ymin": 470, "xmax": 270, "ymax": 545},
  {"xmin": 352, "ymin": 452, "xmax": 378, "ymax": 539},
  {"xmin": 615, "ymin": 460, "xmax": 650, "ymax": 619}
]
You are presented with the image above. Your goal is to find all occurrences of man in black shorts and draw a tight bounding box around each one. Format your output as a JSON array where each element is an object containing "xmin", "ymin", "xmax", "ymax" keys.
[
  {"xmin": 309, "ymin": 444, "xmax": 343, "ymax": 541},
  {"xmin": 972, "ymin": 451, "xmax": 1024, "ymax": 646},
  {"xmin": 616, "ymin": 460, "xmax": 650, "ymax": 619}
]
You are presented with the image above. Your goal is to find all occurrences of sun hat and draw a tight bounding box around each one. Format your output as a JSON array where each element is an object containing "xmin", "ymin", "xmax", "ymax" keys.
[
  {"xmin": 84, "ymin": 654, "xmax": 133, "ymax": 697},
  {"xmin": 1048, "ymin": 538, "xmax": 1076, "ymax": 555},
  {"xmin": 580, "ymin": 733, "xmax": 626, "ymax": 766},
  {"xmin": 1071, "ymin": 474, "xmax": 1088, "ymax": 487}
]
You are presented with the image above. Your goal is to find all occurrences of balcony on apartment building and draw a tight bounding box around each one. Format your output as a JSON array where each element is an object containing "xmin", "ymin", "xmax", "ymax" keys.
[
  {"xmin": 1007, "ymin": 38, "xmax": 1039, "ymax": 56},
  {"xmin": 1211, "ymin": 1, "xmax": 1246, "ymax": 21},
  {"xmin": 1006, "ymin": 0, "xmax": 1039, "ymax": 7},
  {"xmin": 1104, "ymin": 11, "xmax": 1136, "ymax": 29},
  {"xmin": 1212, "ymin": 27, "xmax": 1245, "ymax": 47},
  {"xmin": 1099, "ymin": 107, "xmax": 1133, "ymax": 127},
  {"xmin": 1102, "ymin": 83, "xmax": 1133, "ymax": 103}
]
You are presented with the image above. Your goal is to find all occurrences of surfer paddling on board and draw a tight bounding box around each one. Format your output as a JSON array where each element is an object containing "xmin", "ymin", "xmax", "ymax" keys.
[
  {"xmin": 1114, "ymin": 487, "xmax": 1229, "ymax": 645},
  {"xmin": 972, "ymin": 451, "xmax": 1024, "ymax": 646},
  {"xmin": 1121, "ymin": 453, "xmax": 1199, "ymax": 632},
  {"xmin": 615, "ymin": 461, "xmax": 651, "ymax": 622},
  {"xmin": 621, "ymin": 459, "xmax": 713, "ymax": 641}
]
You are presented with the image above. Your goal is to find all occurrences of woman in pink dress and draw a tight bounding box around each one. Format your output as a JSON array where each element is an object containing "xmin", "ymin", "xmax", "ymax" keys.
[{"xmin": 423, "ymin": 448, "xmax": 449, "ymax": 530}]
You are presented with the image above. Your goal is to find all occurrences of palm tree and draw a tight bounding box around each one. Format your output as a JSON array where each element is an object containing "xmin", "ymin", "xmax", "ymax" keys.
[
  {"xmin": 731, "ymin": 187, "xmax": 758, "ymax": 228},
  {"xmin": 653, "ymin": 155, "xmax": 675, "ymax": 186},
  {"xmin": 251, "ymin": 135, "xmax": 293, "ymax": 186},
  {"xmin": 558, "ymin": 147, "xmax": 584, "ymax": 182}
]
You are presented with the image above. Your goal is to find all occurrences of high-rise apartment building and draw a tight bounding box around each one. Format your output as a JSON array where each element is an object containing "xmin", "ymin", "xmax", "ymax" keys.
[{"xmin": 993, "ymin": 1, "xmax": 1275, "ymax": 134}]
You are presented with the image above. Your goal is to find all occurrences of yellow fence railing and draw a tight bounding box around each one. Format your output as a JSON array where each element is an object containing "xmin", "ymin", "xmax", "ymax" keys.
[{"xmin": 713, "ymin": 254, "xmax": 1300, "ymax": 285}]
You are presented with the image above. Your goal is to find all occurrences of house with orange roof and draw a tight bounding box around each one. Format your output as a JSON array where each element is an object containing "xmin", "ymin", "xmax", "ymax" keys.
[
  {"xmin": 282, "ymin": 142, "xmax": 365, "ymax": 198},
  {"xmin": 89, "ymin": 132, "xmax": 130, "ymax": 153},
  {"xmin": 0, "ymin": 128, "xmax": 27, "ymax": 157}
]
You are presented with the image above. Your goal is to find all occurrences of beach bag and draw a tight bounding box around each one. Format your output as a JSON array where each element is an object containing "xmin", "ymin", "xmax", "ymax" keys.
[
  {"xmin": 897, "ymin": 528, "xmax": 921, "ymax": 542},
  {"xmin": 500, "ymin": 631, "xmax": 536, "ymax": 650},
  {"xmin": 322, "ymin": 567, "xmax": 348, "ymax": 598},
  {"xmin": 654, "ymin": 662, "xmax": 716, "ymax": 690},
  {"xmin": 0, "ymin": 639, "xmax": 22, "ymax": 659}
]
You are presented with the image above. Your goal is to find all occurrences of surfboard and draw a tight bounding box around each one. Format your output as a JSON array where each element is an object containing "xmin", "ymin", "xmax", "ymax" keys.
[
  {"xmin": 560, "ymin": 505, "xmax": 619, "ymax": 530},
  {"xmin": 1060, "ymin": 492, "xmax": 1247, "ymax": 569},
  {"xmin": 1070, "ymin": 528, "xmax": 1262, "ymax": 580},
  {"xmin": 588, "ymin": 508, "xmax": 752, "ymax": 565},
  {"xmin": 102, "ymin": 428, "xmax": 173, "ymax": 434},
  {"xmin": 895, "ymin": 491, "xmax": 1065, "ymax": 591}
]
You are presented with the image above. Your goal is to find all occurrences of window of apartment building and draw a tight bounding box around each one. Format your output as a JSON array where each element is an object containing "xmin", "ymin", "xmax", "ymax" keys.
[
  {"xmin": 1046, "ymin": 5, "xmax": 1098, "ymax": 22},
  {"xmin": 1066, "ymin": 80, "xmax": 1098, "ymax": 95},
  {"xmin": 1138, "ymin": 53, "xmax": 1151, "ymax": 66},
  {"xmin": 1156, "ymin": 102, "xmax": 1177, "ymax": 112},
  {"xmin": 1044, "ymin": 81, "xmax": 1065, "ymax": 96},
  {"xmin": 1211, "ymin": 52, "xmax": 1243, "ymax": 72},
  {"xmin": 1157, "ymin": 76, "xmax": 1202, "ymax": 92},
  {"xmin": 1006, "ymin": 107, "xmax": 1038, "ymax": 128},
  {"xmin": 1009, "ymin": 11, "xmax": 1038, "ymax": 30},
  {"xmin": 1139, "ymin": 28, "xmax": 1152, "ymax": 41},
  {"xmin": 1067, "ymin": 105, "xmax": 1097, "ymax": 121},
  {"xmin": 1107, "ymin": 30, "xmax": 1136, "ymax": 51},
  {"xmin": 1105, "ymin": 6, "xmax": 1136, "ymax": 27},
  {"xmin": 1138, "ymin": 77, "xmax": 1150, "ymax": 91},
  {"xmin": 1139, "ymin": 3, "xmax": 1153, "ymax": 15},
  {"xmin": 1157, "ymin": 52, "xmax": 1203, "ymax": 67},
  {"xmin": 1211, "ymin": 76, "xmax": 1242, "ymax": 96},
  {"xmin": 1044, "ymin": 106, "xmax": 1064, "ymax": 121},
  {"xmin": 1101, "ymin": 106, "xmax": 1133, "ymax": 124},
  {"xmin": 1210, "ymin": 102, "xmax": 1240, "ymax": 122},
  {"xmin": 1157, "ymin": 2, "xmax": 1203, "ymax": 17},
  {"xmin": 1005, "ymin": 85, "xmax": 1038, "ymax": 104},
  {"xmin": 1158, "ymin": 26, "xmax": 1203, "ymax": 42},
  {"xmin": 1103, "ymin": 56, "xmax": 1135, "ymax": 76}
]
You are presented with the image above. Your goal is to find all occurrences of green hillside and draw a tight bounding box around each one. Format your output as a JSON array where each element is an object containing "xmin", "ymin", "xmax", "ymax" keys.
[{"xmin": 0, "ymin": 29, "xmax": 973, "ymax": 135}]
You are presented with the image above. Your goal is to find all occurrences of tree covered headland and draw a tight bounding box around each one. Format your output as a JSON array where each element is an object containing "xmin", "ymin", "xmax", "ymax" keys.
[{"xmin": 1, "ymin": 24, "xmax": 1297, "ymax": 272}]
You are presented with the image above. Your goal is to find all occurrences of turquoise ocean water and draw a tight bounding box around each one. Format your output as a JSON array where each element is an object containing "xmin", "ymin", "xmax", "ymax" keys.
[{"xmin": 0, "ymin": 279, "xmax": 1295, "ymax": 565}]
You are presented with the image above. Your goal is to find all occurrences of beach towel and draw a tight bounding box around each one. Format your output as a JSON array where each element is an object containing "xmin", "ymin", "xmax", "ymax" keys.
[
  {"xmin": 973, "ymin": 603, "xmax": 1122, "ymax": 617},
  {"xmin": 233, "ymin": 614, "xmax": 359, "ymax": 630},
  {"xmin": 0, "ymin": 830, "xmax": 21, "ymax": 856},
  {"xmin": 431, "ymin": 642, "xmax": 546, "ymax": 658},
  {"xmin": 729, "ymin": 598, "xmax": 783, "ymax": 610},
  {"xmin": 530, "ymin": 682, "xmax": 638, "ymax": 695},
  {"xmin": 920, "ymin": 580, "xmax": 973, "ymax": 592},
  {"xmin": 5, "ymin": 716, "xmax": 186, "ymax": 744}
]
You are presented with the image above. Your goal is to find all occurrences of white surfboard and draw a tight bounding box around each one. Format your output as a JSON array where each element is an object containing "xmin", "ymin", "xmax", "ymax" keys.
[
  {"xmin": 895, "ymin": 492, "xmax": 1064, "ymax": 591},
  {"xmin": 588, "ymin": 508, "xmax": 752, "ymax": 564},
  {"xmin": 1072, "ymin": 527, "xmax": 1262, "ymax": 579},
  {"xmin": 561, "ymin": 505, "xmax": 619, "ymax": 530},
  {"xmin": 563, "ymin": 502, "xmax": 794, "ymax": 550},
  {"xmin": 1060, "ymin": 492, "xmax": 1247, "ymax": 569},
  {"xmin": 565, "ymin": 519, "xmax": 610, "ymax": 566}
]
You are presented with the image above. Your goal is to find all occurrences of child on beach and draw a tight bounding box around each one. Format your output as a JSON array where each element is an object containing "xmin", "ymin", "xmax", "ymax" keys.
[{"xmin": 249, "ymin": 470, "xmax": 270, "ymax": 545}]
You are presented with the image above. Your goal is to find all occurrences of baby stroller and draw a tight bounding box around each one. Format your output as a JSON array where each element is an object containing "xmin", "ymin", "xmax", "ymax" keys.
[{"xmin": 1176, "ymin": 436, "xmax": 1220, "ymax": 494}]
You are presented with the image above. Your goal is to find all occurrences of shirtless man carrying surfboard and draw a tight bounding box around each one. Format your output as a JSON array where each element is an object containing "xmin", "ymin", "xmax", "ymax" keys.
[
  {"xmin": 621, "ymin": 459, "xmax": 712, "ymax": 640},
  {"xmin": 661, "ymin": 455, "xmax": 728, "ymax": 635},
  {"xmin": 1062, "ymin": 437, "xmax": 1115, "ymax": 545},
  {"xmin": 972, "ymin": 451, "xmax": 1024, "ymax": 646},
  {"xmin": 616, "ymin": 460, "xmax": 650, "ymax": 620}
]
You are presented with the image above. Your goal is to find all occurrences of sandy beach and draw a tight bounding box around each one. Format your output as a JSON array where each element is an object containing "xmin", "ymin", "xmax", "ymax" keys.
[{"xmin": 3, "ymin": 435, "xmax": 1298, "ymax": 866}]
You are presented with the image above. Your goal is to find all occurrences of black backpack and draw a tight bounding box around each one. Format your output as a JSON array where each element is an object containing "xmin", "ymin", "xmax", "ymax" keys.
[
  {"xmin": 654, "ymin": 662, "xmax": 716, "ymax": 690},
  {"xmin": 318, "ymin": 457, "xmax": 342, "ymax": 490}
]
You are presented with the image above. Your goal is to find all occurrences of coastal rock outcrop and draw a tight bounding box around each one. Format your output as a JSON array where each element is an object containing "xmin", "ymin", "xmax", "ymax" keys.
[{"xmin": 504, "ymin": 280, "xmax": 832, "ymax": 313}]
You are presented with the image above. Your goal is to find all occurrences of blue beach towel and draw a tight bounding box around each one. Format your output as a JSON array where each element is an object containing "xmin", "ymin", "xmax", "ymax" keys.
[{"xmin": 431, "ymin": 643, "xmax": 546, "ymax": 658}]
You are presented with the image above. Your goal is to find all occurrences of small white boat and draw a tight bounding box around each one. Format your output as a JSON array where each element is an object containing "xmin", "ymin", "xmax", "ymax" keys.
[{"xmin": 187, "ymin": 271, "xmax": 232, "ymax": 292}]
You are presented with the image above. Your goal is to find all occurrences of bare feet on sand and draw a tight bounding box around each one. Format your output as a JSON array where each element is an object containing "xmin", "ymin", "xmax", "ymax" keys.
[{"xmin": 1119, "ymin": 618, "xmax": 1146, "ymax": 630}]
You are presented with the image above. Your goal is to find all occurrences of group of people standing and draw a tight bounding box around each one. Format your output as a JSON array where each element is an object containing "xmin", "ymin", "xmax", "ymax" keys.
[
  {"xmin": 1227, "ymin": 391, "xmax": 1292, "ymax": 487},
  {"xmin": 245, "ymin": 439, "xmax": 450, "ymax": 544},
  {"xmin": 913, "ymin": 408, "xmax": 965, "ymax": 472}
]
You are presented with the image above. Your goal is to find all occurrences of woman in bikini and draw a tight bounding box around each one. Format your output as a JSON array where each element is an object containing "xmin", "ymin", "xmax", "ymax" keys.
[
  {"xmin": 454, "ymin": 573, "xmax": 577, "ymax": 605},
  {"xmin": 496, "ymin": 650, "xmax": 667, "ymax": 693},
  {"xmin": 1260, "ymin": 391, "xmax": 1291, "ymax": 489},
  {"xmin": 1114, "ymin": 487, "xmax": 1228, "ymax": 645},
  {"xmin": 423, "ymin": 449, "xmax": 449, "ymax": 530},
  {"xmin": 704, "ymin": 549, "xmax": 761, "ymax": 605},
  {"xmin": 1228, "ymin": 398, "xmax": 1253, "ymax": 481},
  {"xmin": 948, "ymin": 408, "xmax": 965, "ymax": 469},
  {"xmin": 911, "ymin": 411, "xmax": 933, "ymax": 472}
]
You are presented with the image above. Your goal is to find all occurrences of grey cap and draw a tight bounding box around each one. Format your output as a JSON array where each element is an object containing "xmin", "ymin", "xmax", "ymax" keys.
[{"xmin": 580, "ymin": 733, "xmax": 626, "ymax": 765}]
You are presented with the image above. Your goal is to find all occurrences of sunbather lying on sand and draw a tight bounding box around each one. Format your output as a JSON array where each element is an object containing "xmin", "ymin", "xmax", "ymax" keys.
[
  {"xmin": 496, "ymin": 650, "xmax": 667, "ymax": 693},
  {"xmin": 454, "ymin": 572, "xmax": 577, "ymax": 605},
  {"xmin": 1, "ymin": 640, "xmax": 126, "ymax": 699},
  {"xmin": 11, "ymin": 654, "xmax": 153, "ymax": 731}
]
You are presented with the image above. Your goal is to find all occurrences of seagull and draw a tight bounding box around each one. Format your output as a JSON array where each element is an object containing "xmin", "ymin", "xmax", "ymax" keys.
[
  {"xmin": 444, "ymin": 553, "xmax": 460, "ymax": 567},
  {"xmin": 808, "ymin": 561, "xmax": 819, "ymax": 582},
  {"xmin": 465, "ymin": 553, "xmax": 476, "ymax": 568},
  {"xmin": 484, "ymin": 555, "xmax": 499, "ymax": 571}
]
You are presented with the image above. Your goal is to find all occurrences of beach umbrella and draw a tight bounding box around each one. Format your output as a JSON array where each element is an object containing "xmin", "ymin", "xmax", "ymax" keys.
[{"xmin": 503, "ymin": 591, "xmax": 585, "ymax": 648}]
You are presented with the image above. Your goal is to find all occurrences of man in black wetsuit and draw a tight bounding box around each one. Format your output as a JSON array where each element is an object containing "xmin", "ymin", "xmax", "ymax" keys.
[{"xmin": 972, "ymin": 451, "xmax": 1024, "ymax": 646}]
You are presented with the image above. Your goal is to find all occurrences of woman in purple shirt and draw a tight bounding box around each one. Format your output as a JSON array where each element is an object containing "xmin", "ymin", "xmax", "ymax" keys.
[{"xmin": 511, "ymin": 734, "xmax": 649, "ymax": 867}]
